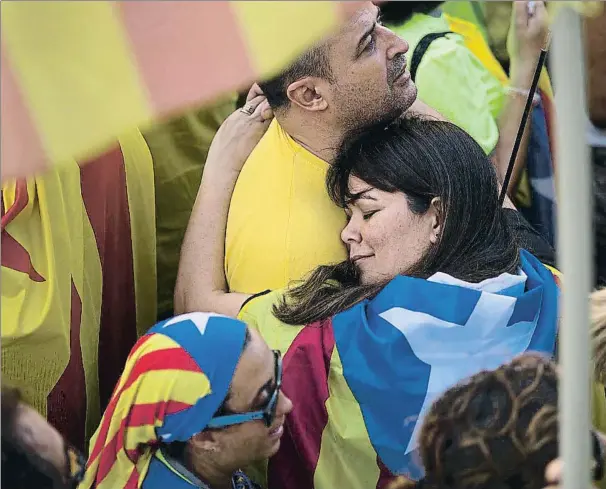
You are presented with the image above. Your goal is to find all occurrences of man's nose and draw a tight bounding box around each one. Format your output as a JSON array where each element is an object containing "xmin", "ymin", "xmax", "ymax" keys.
[{"xmin": 382, "ymin": 26, "xmax": 409, "ymax": 59}]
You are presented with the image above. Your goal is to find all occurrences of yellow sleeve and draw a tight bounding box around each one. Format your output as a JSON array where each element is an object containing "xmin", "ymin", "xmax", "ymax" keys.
[
  {"xmin": 415, "ymin": 38, "xmax": 502, "ymax": 155},
  {"xmin": 238, "ymin": 290, "xmax": 304, "ymax": 353}
]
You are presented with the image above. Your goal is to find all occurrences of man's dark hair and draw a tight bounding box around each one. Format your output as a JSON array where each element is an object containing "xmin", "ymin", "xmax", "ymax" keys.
[
  {"xmin": 258, "ymin": 44, "xmax": 333, "ymax": 110},
  {"xmin": 379, "ymin": 2, "xmax": 444, "ymax": 25}
]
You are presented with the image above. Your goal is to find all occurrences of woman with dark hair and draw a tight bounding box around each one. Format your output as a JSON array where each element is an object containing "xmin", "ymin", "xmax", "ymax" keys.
[
  {"xmin": 272, "ymin": 115, "xmax": 520, "ymax": 324},
  {"xmin": 175, "ymin": 98, "xmax": 559, "ymax": 489}
]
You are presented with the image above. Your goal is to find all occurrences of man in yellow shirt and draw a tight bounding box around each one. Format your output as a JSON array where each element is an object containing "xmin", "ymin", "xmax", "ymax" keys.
[{"xmin": 224, "ymin": 1, "xmax": 431, "ymax": 294}]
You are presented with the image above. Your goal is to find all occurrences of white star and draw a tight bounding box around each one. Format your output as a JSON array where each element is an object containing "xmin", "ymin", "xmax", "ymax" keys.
[
  {"xmin": 162, "ymin": 312, "xmax": 225, "ymax": 335},
  {"xmin": 379, "ymin": 291, "xmax": 537, "ymax": 454}
]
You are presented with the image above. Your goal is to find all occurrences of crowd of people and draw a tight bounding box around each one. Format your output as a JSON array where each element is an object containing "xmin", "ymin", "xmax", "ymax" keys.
[{"xmin": 3, "ymin": 1, "xmax": 606, "ymax": 489}]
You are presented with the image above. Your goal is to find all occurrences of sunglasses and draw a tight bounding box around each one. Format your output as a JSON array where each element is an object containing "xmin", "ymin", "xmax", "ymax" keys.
[{"xmin": 207, "ymin": 350, "xmax": 282, "ymax": 429}]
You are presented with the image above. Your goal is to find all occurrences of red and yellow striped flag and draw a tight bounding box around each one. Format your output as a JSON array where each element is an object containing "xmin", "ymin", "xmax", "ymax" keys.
[
  {"xmin": 1, "ymin": 130, "xmax": 156, "ymax": 450},
  {"xmin": 82, "ymin": 313, "xmax": 247, "ymax": 489},
  {"xmin": 1, "ymin": 1, "xmax": 367, "ymax": 181}
]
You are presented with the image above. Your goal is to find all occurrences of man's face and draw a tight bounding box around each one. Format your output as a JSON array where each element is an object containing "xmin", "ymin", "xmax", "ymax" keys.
[
  {"xmin": 196, "ymin": 328, "xmax": 293, "ymax": 471},
  {"xmin": 324, "ymin": 2, "xmax": 417, "ymax": 131}
]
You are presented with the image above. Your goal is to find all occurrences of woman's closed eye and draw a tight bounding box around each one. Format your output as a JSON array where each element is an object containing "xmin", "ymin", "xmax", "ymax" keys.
[{"xmin": 363, "ymin": 210, "xmax": 378, "ymax": 221}]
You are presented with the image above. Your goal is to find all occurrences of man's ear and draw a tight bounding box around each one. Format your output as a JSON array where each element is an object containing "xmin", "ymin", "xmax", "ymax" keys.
[
  {"xmin": 286, "ymin": 77, "xmax": 329, "ymax": 112},
  {"xmin": 189, "ymin": 430, "xmax": 221, "ymax": 453}
]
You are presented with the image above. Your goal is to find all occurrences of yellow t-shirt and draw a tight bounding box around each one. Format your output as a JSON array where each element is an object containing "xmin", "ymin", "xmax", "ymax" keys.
[{"xmin": 225, "ymin": 120, "xmax": 347, "ymax": 294}]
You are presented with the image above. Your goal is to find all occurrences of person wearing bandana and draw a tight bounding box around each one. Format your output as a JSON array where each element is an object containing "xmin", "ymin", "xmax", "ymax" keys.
[{"xmin": 80, "ymin": 312, "xmax": 292, "ymax": 489}]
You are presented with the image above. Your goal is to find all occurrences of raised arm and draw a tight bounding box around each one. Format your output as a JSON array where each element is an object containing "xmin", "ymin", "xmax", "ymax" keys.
[
  {"xmin": 174, "ymin": 88, "xmax": 272, "ymax": 317},
  {"xmin": 494, "ymin": 1, "xmax": 549, "ymax": 196}
]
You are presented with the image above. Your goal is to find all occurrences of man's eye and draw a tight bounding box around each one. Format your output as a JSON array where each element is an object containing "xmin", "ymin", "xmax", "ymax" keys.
[{"xmin": 363, "ymin": 35, "xmax": 375, "ymax": 52}]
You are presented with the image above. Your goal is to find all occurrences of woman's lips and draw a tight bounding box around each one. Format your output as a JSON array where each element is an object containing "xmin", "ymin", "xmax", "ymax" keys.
[
  {"xmin": 351, "ymin": 254, "xmax": 373, "ymax": 264},
  {"xmin": 269, "ymin": 424, "xmax": 284, "ymax": 439}
]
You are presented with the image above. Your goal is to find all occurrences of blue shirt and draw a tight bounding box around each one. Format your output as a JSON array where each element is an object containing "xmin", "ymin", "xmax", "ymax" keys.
[{"xmin": 142, "ymin": 450, "xmax": 260, "ymax": 489}]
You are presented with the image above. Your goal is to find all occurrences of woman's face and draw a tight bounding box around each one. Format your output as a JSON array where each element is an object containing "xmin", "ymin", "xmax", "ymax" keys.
[{"xmin": 341, "ymin": 176, "xmax": 440, "ymax": 285}]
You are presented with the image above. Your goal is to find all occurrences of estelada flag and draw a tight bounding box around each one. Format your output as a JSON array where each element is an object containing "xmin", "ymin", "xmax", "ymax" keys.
[
  {"xmin": 1, "ymin": 1, "xmax": 366, "ymax": 181},
  {"xmin": 238, "ymin": 251, "xmax": 559, "ymax": 489}
]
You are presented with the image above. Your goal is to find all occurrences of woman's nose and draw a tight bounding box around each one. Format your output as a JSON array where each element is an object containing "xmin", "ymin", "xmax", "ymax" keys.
[
  {"xmin": 341, "ymin": 217, "xmax": 362, "ymax": 245},
  {"xmin": 277, "ymin": 391, "xmax": 293, "ymax": 416}
]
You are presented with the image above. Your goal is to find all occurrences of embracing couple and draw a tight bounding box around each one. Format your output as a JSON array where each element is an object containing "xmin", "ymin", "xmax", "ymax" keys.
[{"xmin": 171, "ymin": 3, "xmax": 574, "ymax": 489}]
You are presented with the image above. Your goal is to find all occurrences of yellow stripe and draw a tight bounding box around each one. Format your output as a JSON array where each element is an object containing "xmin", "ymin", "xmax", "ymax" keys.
[
  {"xmin": 55, "ymin": 160, "xmax": 104, "ymax": 440},
  {"xmin": 544, "ymin": 265, "xmax": 562, "ymax": 279},
  {"xmin": 315, "ymin": 347, "xmax": 380, "ymax": 489},
  {"xmin": 1, "ymin": 180, "xmax": 18, "ymax": 210},
  {"xmin": 119, "ymin": 130, "xmax": 157, "ymax": 337},
  {"xmin": 231, "ymin": 1, "xmax": 340, "ymax": 77},
  {"xmin": 106, "ymin": 369, "xmax": 210, "ymax": 429},
  {"xmin": 1, "ymin": 162, "xmax": 104, "ymax": 439},
  {"xmin": 1, "ymin": 1, "xmax": 152, "ymax": 163}
]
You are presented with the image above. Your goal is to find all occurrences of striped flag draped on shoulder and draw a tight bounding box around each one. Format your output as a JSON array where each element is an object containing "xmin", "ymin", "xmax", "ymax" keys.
[{"xmin": 241, "ymin": 250, "xmax": 559, "ymax": 489}]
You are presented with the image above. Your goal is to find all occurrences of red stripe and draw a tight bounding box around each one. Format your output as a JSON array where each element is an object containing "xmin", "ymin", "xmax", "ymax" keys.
[
  {"xmin": 47, "ymin": 280, "xmax": 87, "ymax": 451},
  {"xmin": 88, "ymin": 346, "xmax": 200, "ymax": 463},
  {"xmin": 1, "ymin": 180, "xmax": 29, "ymax": 229},
  {"xmin": 553, "ymin": 272, "xmax": 561, "ymax": 288},
  {"xmin": 1, "ymin": 230, "xmax": 45, "ymax": 282},
  {"xmin": 125, "ymin": 467, "xmax": 140, "ymax": 489},
  {"xmin": 1, "ymin": 181, "xmax": 45, "ymax": 282},
  {"xmin": 118, "ymin": 347, "xmax": 201, "ymax": 397},
  {"xmin": 94, "ymin": 400, "xmax": 192, "ymax": 484},
  {"xmin": 1, "ymin": 44, "xmax": 47, "ymax": 181},
  {"xmin": 80, "ymin": 145, "xmax": 139, "ymax": 413},
  {"xmin": 117, "ymin": 2, "xmax": 255, "ymax": 114},
  {"xmin": 268, "ymin": 319, "xmax": 336, "ymax": 489},
  {"xmin": 376, "ymin": 457, "xmax": 396, "ymax": 489}
]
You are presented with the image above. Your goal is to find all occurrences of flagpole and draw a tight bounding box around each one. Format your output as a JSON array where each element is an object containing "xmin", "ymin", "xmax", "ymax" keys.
[{"xmin": 552, "ymin": 6, "xmax": 593, "ymax": 489}]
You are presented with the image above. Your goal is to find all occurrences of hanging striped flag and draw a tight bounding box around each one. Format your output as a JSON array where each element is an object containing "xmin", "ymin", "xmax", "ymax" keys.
[
  {"xmin": 0, "ymin": 0, "xmax": 367, "ymax": 450},
  {"xmin": 1, "ymin": 129, "xmax": 156, "ymax": 451},
  {"xmin": 0, "ymin": 1, "xmax": 367, "ymax": 181},
  {"xmin": 239, "ymin": 250, "xmax": 559, "ymax": 489}
]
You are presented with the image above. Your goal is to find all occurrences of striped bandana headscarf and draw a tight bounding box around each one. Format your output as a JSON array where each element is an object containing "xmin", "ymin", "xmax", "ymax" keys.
[{"xmin": 80, "ymin": 312, "xmax": 248, "ymax": 489}]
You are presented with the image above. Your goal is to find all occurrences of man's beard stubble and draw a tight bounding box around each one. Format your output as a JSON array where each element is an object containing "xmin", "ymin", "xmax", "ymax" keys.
[{"xmin": 335, "ymin": 53, "xmax": 416, "ymax": 134}]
